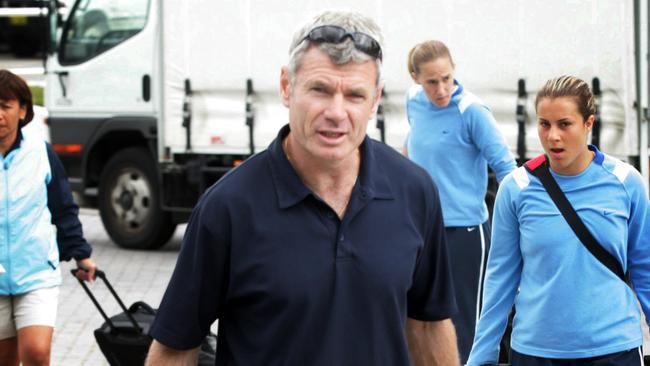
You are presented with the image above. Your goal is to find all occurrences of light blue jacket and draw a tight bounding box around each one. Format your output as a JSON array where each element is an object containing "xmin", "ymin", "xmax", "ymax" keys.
[
  {"xmin": 406, "ymin": 81, "xmax": 516, "ymax": 227},
  {"xmin": 0, "ymin": 128, "xmax": 91, "ymax": 295},
  {"xmin": 467, "ymin": 147, "xmax": 650, "ymax": 363}
]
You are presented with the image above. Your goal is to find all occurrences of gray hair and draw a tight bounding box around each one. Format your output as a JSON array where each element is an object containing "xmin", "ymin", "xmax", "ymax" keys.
[{"xmin": 287, "ymin": 10, "xmax": 384, "ymax": 85}]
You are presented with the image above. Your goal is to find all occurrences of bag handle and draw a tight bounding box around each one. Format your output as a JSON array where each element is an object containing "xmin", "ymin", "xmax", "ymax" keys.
[
  {"xmin": 129, "ymin": 301, "xmax": 156, "ymax": 315},
  {"xmin": 71, "ymin": 269, "xmax": 143, "ymax": 333},
  {"xmin": 524, "ymin": 155, "xmax": 626, "ymax": 282}
]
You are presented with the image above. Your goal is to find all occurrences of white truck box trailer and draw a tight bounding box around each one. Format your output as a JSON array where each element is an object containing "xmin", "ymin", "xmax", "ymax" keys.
[{"xmin": 44, "ymin": 0, "xmax": 649, "ymax": 249}]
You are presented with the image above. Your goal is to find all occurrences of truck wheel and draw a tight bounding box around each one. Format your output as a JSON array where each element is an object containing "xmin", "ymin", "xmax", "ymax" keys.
[{"xmin": 98, "ymin": 147, "xmax": 176, "ymax": 249}]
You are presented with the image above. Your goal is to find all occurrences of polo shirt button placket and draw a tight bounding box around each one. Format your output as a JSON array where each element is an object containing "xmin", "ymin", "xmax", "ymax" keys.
[
  {"xmin": 336, "ymin": 214, "xmax": 354, "ymax": 258},
  {"xmin": 336, "ymin": 233, "xmax": 350, "ymax": 258}
]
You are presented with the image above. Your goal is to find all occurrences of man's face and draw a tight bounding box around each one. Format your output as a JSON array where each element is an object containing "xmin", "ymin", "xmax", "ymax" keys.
[
  {"xmin": 280, "ymin": 47, "xmax": 382, "ymax": 165},
  {"xmin": 411, "ymin": 57, "xmax": 455, "ymax": 108},
  {"xmin": 0, "ymin": 98, "xmax": 25, "ymax": 148}
]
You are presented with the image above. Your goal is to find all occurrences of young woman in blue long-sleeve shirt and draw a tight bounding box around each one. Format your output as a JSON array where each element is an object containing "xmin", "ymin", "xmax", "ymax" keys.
[
  {"xmin": 405, "ymin": 40, "xmax": 516, "ymax": 363},
  {"xmin": 468, "ymin": 75, "xmax": 650, "ymax": 366}
]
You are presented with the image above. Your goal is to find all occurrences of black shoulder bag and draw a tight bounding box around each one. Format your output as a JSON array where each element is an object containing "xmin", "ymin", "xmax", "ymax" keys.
[{"xmin": 524, "ymin": 155, "xmax": 626, "ymax": 282}]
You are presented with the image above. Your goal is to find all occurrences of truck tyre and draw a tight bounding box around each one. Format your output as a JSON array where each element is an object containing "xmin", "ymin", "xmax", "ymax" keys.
[{"xmin": 98, "ymin": 147, "xmax": 176, "ymax": 249}]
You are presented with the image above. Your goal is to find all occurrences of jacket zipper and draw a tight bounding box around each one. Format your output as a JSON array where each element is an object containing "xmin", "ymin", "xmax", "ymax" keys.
[{"xmin": 2, "ymin": 160, "xmax": 11, "ymax": 293}]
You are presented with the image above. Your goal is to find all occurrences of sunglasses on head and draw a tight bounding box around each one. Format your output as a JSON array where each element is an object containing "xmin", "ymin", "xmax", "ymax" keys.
[{"xmin": 302, "ymin": 25, "xmax": 383, "ymax": 61}]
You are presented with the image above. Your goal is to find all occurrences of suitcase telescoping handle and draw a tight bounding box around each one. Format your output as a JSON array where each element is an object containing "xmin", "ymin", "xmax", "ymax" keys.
[{"xmin": 70, "ymin": 269, "xmax": 143, "ymax": 334}]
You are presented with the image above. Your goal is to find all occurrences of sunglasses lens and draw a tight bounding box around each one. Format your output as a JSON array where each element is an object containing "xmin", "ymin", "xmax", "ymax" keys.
[
  {"xmin": 309, "ymin": 26, "xmax": 346, "ymax": 43},
  {"xmin": 305, "ymin": 25, "xmax": 382, "ymax": 60},
  {"xmin": 351, "ymin": 33, "xmax": 381, "ymax": 58}
]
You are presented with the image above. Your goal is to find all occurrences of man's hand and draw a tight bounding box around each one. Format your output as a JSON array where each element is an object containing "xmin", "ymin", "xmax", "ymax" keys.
[
  {"xmin": 406, "ymin": 318, "xmax": 459, "ymax": 366},
  {"xmin": 74, "ymin": 257, "xmax": 97, "ymax": 282},
  {"xmin": 146, "ymin": 340, "xmax": 199, "ymax": 366}
]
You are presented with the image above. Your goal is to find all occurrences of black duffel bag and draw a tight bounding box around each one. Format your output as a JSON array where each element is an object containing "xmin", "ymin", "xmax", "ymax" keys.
[{"xmin": 73, "ymin": 269, "xmax": 216, "ymax": 366}]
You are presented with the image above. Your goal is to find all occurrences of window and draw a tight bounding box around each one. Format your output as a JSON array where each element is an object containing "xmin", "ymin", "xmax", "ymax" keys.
[{"xmin": 59, "ymin": 0, "xmax": 149, "ymax": 64}]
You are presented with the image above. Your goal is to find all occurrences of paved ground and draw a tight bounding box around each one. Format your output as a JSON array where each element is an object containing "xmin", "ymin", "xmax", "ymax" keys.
[{"xmin": 51, "ymin": 209, "xmax": 186, "ymax": 365}]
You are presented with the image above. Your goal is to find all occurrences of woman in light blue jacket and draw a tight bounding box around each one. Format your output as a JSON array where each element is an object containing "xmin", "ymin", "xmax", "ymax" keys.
[
  {"xmin": 0, "ymin": 69, "xmax": 97, "ymax": 366},
  {"xmin": 405, "ymin": 40, "xmax": 516, "ymax": 363},
  {"xmin": 468, "ymin": 76, "xmax": 650, "ymax": 366}
]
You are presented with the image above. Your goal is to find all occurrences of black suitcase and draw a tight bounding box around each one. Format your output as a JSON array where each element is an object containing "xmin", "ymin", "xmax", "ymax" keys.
[{"xmin": 72, "ymin": 269, "xmax": 216, "ymax": 366}]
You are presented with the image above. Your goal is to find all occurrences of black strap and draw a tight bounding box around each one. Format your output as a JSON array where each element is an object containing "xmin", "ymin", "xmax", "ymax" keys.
[{"xmin": 525, "ymin": 159, "xmax": 626, "ymax": 282}]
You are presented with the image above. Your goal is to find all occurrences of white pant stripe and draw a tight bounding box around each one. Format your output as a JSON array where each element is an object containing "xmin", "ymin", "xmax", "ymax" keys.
[{"xmin": 475, "ymin": 223, "xmax": 487, "ymax": 325}]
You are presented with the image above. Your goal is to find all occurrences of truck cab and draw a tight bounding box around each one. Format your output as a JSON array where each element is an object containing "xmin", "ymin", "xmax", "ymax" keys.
[{"xmin": 47, "ymin": 0, "xmax": 166, "ymax": 249}]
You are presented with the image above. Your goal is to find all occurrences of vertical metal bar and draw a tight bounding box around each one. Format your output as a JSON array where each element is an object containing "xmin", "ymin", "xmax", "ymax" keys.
[
  {"xmin": 182, "ymin": 79, "xmax": 192, "ymax": 151},
  {"xmin": 40, "ymin": 1, "xmax": 47, "ymax": 69},
  {"xmin": 246, "ymin": 78, "xmax": 255, "ymax": 155},
  {"xmin": 591, "ymin": 77, "xmax": 602, "ymax": 148},
  {"xmin": 516, "ymin": 78, "xmax": 527, "ymax": 163},
  {"xmin": 376, "ymin": 94, "xmax": 386, "ymax": 144},
  {"xmin": 635, "ymin": 0, "xmax": 649, "ymax": 192},
  {"xmin": 156, "ymin": 0, "xmax": 167, "ymax": 163},
  {"xmin": 643, "ymin": 0, "xmax": 650, "ymax": 191}
]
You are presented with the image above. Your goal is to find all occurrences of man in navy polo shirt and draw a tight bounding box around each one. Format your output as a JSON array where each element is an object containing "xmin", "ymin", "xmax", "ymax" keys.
[{"xmin": 147, "ymin": 10, "xmax": 459, "ymax": 366}]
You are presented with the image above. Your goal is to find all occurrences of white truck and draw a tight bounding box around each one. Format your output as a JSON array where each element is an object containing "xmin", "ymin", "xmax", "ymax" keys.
[{"xmin": 43, "ymin": 0, "xmax": 649, "ymax": 249}]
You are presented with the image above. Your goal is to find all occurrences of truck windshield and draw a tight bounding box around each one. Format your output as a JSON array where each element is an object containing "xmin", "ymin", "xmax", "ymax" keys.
[{"xmin": 58, "ymin": 0, "xmax": 149, "ymax": 64}]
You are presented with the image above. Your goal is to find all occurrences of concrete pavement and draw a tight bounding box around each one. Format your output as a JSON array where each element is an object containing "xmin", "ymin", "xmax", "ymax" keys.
[{"xmin": 51, "ymin": 209, "xmax": 184, "ymax": 365}]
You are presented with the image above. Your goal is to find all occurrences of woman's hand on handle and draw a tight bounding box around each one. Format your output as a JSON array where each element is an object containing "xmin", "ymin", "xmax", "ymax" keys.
[{"xmin": 74, "ymin": 257, "xmax": 97, "ymax": 282}]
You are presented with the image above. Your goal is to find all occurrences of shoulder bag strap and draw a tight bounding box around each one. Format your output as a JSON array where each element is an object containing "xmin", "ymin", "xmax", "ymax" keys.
[{"xmin": 524, "ymin": 156, "xmax": 626, "ymax": 282}]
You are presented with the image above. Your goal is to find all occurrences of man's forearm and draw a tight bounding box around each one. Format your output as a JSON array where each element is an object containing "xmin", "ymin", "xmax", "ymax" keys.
[
  {"xmin": 406, "ymin": 318, "xmax": 459, "ymax": 366},
  {"xmin": 145, "ymin": 340, "xmax": 200, "ymax": 366}
]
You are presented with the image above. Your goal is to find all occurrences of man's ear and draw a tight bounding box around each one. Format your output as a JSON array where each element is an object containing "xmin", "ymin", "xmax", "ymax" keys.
[
  {"xmin": 410, "ymin": 72, "xmax": 419, "ymax": 83},
  {"xmin": 280, "ymin": 67, "xmax": 291, "ymax": 108}
]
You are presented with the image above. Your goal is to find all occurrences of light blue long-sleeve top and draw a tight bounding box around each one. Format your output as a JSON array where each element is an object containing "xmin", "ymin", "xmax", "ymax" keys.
[
  {"xmin": 406, "ymin": 81, "xmax": 516, "ymax": 227},
  {"xmin": 467, "ymin": 147, "xmax": 650, "ymax": 364}
]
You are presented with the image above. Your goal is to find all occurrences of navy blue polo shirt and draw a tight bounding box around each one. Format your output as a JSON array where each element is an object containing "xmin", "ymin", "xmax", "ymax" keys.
[{"xmin": 150, "ymin": 125, "xmax": 456, "ymax": 365}]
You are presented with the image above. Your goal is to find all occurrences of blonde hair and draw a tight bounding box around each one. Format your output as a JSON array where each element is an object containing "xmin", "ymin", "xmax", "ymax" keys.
[
  {"xmin": 535, "ymin": 75, "xmax": 595, "ymax": 121},
  {"xmin": 407, "ymin": 40, "xmax": 455, "ymax": 75}
]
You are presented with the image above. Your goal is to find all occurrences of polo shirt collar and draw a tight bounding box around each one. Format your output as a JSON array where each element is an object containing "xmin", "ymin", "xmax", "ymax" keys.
[
  {"xmin": 268, "ymin": 125, "xmax": 311, "ymax": 209},
  {"xmin": 357, "ymin": 131, "xmax": 393, "ymax": 201},
  {"xmin": 268, "ymin": 124, "xmax": 393, "ymax": 210}
]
